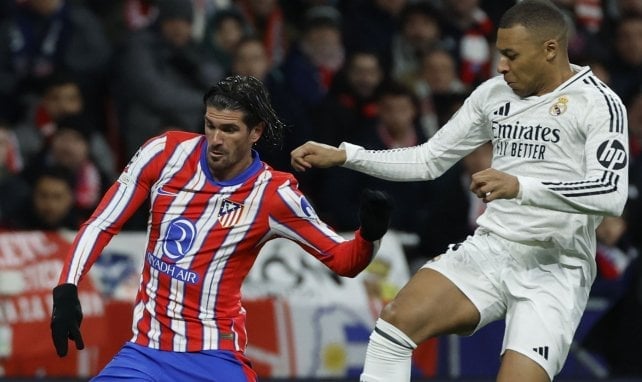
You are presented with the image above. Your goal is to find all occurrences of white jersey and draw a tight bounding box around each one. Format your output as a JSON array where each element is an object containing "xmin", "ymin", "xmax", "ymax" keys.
[{"xmin": 341, "ymin": 66, "xmax": 628, "ymax": 277}]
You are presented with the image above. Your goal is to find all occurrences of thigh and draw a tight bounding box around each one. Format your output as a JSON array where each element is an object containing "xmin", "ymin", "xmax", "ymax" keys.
[
  {"xmin": 501, "ymin": 262, "xmax": 590, "ymax": 380},
  {"xmin": 93, "ymin": 343, "xmax": 256, "ymax": 382},
  {"xmin": 92, "ymin": 344, "xmax": 156, "ymax": 381},
  {"xmin": 498, "ymin": 349, "xmax": 550, "ymax": 382},
  {"xmin": 381, "ymin": 237, "xmax": 504, "ymax": 343}
]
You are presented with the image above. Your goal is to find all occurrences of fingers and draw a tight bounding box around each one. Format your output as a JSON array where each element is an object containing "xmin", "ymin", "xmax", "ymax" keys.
[
  {"xmin": 290, "ymin": 142, "xmax": 316, "ymax": 172},
  {"xmin": 70, "ymin": 324, "xmax": 85, "ymax": 351},
  {"xmin": 52, "ymin": 323, "xmax": 69, "ymax": 357}
]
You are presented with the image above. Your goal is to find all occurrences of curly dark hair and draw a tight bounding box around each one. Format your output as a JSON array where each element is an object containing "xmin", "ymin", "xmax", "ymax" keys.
[{"xmin": 203, "ymin": 75, "xmax": 285, "ymax": 150}]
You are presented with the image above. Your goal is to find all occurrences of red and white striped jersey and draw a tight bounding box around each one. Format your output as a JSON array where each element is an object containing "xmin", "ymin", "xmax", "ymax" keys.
[{"xmin": 58, "ymin": 131, "xmax": 376, "ymax": 353}]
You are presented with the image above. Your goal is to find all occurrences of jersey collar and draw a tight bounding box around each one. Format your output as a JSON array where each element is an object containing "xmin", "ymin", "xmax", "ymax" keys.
[{"xmin": 200, "ymin": 141, "xmax": 263, "ymax": 186}]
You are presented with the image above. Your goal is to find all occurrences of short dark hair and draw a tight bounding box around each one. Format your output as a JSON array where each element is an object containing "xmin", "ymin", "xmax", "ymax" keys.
[
  {"xmin": 34, "ymin": 165, "xmax": 75, "ymax": 190},
  {"xmin": 203, "ymin": 75, "xmax": 285, "ymax": 149},
  {"xmin": 499, "ymin": 0, "xmax": 569, "ymax": 42}
]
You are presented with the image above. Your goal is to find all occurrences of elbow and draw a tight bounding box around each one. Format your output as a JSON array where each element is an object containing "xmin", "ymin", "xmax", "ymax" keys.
[{"xmin": 600, "ymin": 195, "xmax": 627, "ymax": 217}]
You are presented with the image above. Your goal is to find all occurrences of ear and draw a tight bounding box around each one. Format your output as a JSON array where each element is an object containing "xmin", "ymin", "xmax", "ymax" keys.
[
  {"xmin": 250, "ymin": 122, "xmax": 265, "ymax": 144},
  {"xmin": 544, "ymin": 39, "xmax": 558, "ymax": 61}
]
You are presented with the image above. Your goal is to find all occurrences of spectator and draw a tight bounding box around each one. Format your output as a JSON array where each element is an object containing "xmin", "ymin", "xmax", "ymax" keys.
[
  {"xmin": 0, "ymin": 123, "xmax": 29, "ymax": 228},
  {"xmin": 200, "ymin": 8, "xmax": 248, "ymax": 74},
  {"xmin": 281, "ymin": 6, "xmax": 345, "ymax": 110},
  {"xmin": 608, "ymin": 14, "xmax": 642, "ymax": 101},
  {"xmin": 24, "ymin": 114, "xmax": 109, "ymax": 219},
  {"xmin": 391, "ymin": 2, "xmax": 443, "ymax": 85},
  {"xmin": 0, "ymin": 0, "xmax": 111, "ymax": 123},
  {"xmin": 13, "ymin": 72, "xmax": 115, "ymax": 177},
  {"xmin": 15, "ymin": 165, "xmax": 79, "ymax": 230},
  {"xmin": 113, "ymin": 0, "xmax": 223, "ymax": 158},
  {"xmin": 413, "ymin": 48, "xmax": 468, "ymax": 137},
  {"xmin": 236, "ymin": 0, "xmax": 287, "ymax": 67},
  {"xmin": 341, "ymin": 0, "xmax": 408, "ymax": 69},
  {"xmin": 440, "ymin": 0, "xmax": 495, "ymax": 86},
  {"xmin": 311, "ymin": 50, "xmax": 385, "ymax": 146}
]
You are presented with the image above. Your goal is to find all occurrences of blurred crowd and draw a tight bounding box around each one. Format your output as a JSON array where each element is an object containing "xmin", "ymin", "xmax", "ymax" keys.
[{"xmin": 0, "ymin": 0, "xmax": 640, "ymax": 375}]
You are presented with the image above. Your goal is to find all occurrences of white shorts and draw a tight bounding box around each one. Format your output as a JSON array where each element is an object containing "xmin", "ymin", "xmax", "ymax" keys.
[{"xmin": 422, "ymin": 231, "xmax": 591, "ymax": 380}]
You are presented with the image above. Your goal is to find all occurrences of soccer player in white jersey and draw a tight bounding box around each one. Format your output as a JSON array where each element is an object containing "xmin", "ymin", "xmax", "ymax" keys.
[
  {"xmin": 50, "ymin": 75, "xmax": 393, "ymax": 381},
  {"xmin": 291, "ymin": 1, "xmax": 629, "ymax": 381}
]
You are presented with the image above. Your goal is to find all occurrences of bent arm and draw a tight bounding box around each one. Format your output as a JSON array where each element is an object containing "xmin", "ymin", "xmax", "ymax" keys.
[
  {"xmin": 341, "ymin": 89, "xmax": 491, "ymax": 181},
  {"xmin": 58, "ymin": 136, "xmax": 166, "ymax": 284},
  {"xmin": 517, "ymin": 100, "xmax": 629, "ymax": 216},
  {"xmin": 268, "ymin": 177, "xmax": 378, "ymax": 277}
]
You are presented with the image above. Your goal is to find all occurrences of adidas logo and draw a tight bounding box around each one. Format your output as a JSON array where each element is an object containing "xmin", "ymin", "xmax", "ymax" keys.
[
  {"xmin": 493, "ymin": 102, "xmax": 511, "ymax": 117},
  {"xmin": 533, "ymin": 346, "xmax": 549, "ymax": 360}
]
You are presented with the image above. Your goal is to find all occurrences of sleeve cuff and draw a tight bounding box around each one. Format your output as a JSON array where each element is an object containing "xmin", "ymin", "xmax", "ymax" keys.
[{"xmin": 338, "ymin": 142, "xmax": 364, "ymax": 167}]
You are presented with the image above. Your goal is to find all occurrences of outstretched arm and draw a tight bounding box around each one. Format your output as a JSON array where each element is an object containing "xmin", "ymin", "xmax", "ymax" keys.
[
  {"xmin": 268, "ymin": 177, "xmax": 392, "ymax": 277},
  {"xmin": 290, "ymin": 141, "xmax": 347, "ymax": 171}
]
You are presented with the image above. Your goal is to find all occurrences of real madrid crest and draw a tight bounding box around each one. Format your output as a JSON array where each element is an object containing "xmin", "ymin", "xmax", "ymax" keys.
[{"xmin": 549, "ymin": 95, "xmax": 568, "ymax": 116}]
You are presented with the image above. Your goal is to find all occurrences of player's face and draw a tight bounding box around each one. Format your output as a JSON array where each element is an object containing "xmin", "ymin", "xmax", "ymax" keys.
[
  {"xmin": 496, "ymin": 25, "xmax": 550, "ymax": 97},
  {"xmin": 203, "ymin": 107, "xmax": 263, "ymax": 181}
]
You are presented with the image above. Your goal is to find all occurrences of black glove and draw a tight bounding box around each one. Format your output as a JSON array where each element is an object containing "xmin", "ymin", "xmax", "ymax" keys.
[
  {"xmin": 51, "ymin": 283, "xmax": 85, "ymax": 357},
  {"xmin": 359, "ymin": 189, "xmax": 393, "ymax": 241}
]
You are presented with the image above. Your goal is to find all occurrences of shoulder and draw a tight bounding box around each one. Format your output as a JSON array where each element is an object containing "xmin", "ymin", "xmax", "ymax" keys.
[
  {"xmin": 135, "ymin": 131, "xmax": 203, "ymax": 162},
  {"xmin": 469, "ymin": 76, "xmax": 514, "ymax": 102}
]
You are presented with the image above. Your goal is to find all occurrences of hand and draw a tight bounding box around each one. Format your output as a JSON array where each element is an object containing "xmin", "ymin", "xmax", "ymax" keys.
[
  {"xmin": 290, "ymin": 141, "xmax": 347, "ymax": 172},
  {"xmin": 51, "ymin": 283, "xmax": 84, "ymax": 357},
  {"xmin": 469, "ymin": 168, "xmax": 520, "ymax": 203},
  {"xmin": 359, "ymin": 189, "xmax": 393, "ymax": 241}
]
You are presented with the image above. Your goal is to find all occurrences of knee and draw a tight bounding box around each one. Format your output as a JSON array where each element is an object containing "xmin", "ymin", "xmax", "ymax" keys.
[
  {"xmin": 379, "ymin": 300, "xmax": 420, "ymax": 336},
  {"xmin": 379, "ymin": 300, "xmax": 435, "ymax": 343}
]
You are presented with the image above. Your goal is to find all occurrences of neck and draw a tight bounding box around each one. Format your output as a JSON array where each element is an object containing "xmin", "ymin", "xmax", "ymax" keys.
[{"xmin": 538, "ymin": 63, "xmax": 574, "ymax": 96}]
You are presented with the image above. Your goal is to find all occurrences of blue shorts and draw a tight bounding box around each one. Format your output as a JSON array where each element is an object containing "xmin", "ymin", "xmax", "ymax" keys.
[{"xmin": 91, "ymin": 342, "xmax": 257, "ymax": 382}]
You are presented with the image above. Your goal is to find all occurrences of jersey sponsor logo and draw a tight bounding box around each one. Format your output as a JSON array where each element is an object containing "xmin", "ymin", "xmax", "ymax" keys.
[
  {"xmin": 218, "ymin": 199, "xmax": 245, "ymax": 228},
  {"xmin": 597, "ymin": 139, "xmax": 627, "ymax": 170},
  {"xmin": 146, "ymin": 252, "xmax": 199, "ymax": 284},
  {"xmin": 163, "ymin": 218, "xmax": 196, "ymax": 261},
  {"xmin": 549, "ymin": 95, "xmax": 568, "ymax": 116},
  {"xmin": 491, "ymin": 121, "xmax": 561, "ymax": 143}
]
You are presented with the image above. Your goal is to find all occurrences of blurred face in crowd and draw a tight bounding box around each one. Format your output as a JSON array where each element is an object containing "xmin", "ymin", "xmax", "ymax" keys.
[
  {"xmin": 33, "ymin": 175, "xmax": 74, "ymax": 228},
  {"xmin": 203, "ymin": 107, "xmax": 263, "ymax": 181},
  {"xmin": 50, "ymin": 128, "xmax": 89, "ymax": 170},
  {"xmin": 375, "ymin": 0, "xmax": 406, "ymax": 16},
  {"xmin": 403, "ymin": 13, "xmax": 440, "ymax": 48},
  {"xmin": 615, "ymin": 18, "xmax": 642, "ymax": 66},
  {"xmin": 446, "ymin": 0, "xmax": 479, "ymax": 17},
  {"xmin": 302, "ymin": 25, "xmax": 344, "ymax": 70},
  {"xmin": 232, "ymin": 40, "xmax": 270, "ymax": 80},
  {"xmin": 347, "ymin": 53, "xmax": 383, "ymax": 99},
  {"xmin": 378, "ymin": 94, "xmax": 416, "ymax": 135},
  {"xmin": 422, "ymin": 50, "xmax": 458, "ymax": 93},
  {"xmin": 43, "ymin": 83, "xmax": 83, "ymax": 119},
  {"xmin": 161, "ymin": 19, "xmax": 193, "ymax": 48},
  {"xmin": 214, "ymin": 17, "xmax": 245, "ymax": 53},
  {"xmin": 248, "ymin": 0, "xmax": 278, "ymax": 17},
  {"xmin": 28, "ymin": 0, "xmax": 63, "ymax": 16}
]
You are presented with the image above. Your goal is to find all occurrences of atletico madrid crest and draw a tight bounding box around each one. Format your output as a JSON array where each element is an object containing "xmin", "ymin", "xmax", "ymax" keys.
[{"xmin": 218, "ymin": 199, "xmax": 245, "ymax": 228}]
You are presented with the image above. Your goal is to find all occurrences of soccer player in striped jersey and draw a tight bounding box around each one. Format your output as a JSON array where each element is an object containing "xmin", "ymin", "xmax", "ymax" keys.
[
  {"xmin": 50, "ymin": 75, "xmax": 393, "ymax": 381},
  {"xmin": 291, "ymin": 1, "xmax": 628, "ymax": 381}
]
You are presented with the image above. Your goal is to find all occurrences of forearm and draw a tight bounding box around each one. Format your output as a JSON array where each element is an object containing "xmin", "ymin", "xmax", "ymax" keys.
[
  {"xmin": 517, "ymin": 173, "xmax": 628, "ymax": 216},
  {"xmin": 317, "ymin": 230, "xmax": 376, "ymax": 277}
]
